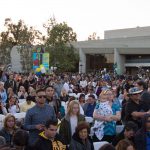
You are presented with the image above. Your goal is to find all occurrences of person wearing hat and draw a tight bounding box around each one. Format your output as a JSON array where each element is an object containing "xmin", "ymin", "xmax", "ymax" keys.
[{"xmin": 125, "ymin": 87, "xmax": 150, "ymax": 128}]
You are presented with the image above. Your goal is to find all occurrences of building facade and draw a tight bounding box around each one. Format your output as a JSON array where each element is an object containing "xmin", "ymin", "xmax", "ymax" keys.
[{"xmin": 73, "ymin": 26, "xmax": 150, "ymax": 74}]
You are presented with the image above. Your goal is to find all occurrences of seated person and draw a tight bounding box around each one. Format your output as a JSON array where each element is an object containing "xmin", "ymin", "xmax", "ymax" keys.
[
  {"xmin": 18, "ymin": 86, "xmax": 28, "ymax": 99},
  {"xmin": 20, "ymin": 96, "xmax": 35, "ymax": 112},
  {"xmin": 32, "ymin": 119, "xmax": 68, "ymax": 150},
  {"xmin": 6, "ymin": 96, "xmax": 20, "ymax": 114},
  {"xmin": 112, "ymin": 121, "xmax": 138, "ymax": 146}
]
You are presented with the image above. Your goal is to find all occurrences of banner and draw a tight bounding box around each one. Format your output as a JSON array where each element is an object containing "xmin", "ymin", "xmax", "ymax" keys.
[
  {"xmin": 32, "ymin": 52, "xmax": 49, "ymax": 70},
  {"xmin": 42, "ymin": 53, "xmax": 49, "ymax": 70}
]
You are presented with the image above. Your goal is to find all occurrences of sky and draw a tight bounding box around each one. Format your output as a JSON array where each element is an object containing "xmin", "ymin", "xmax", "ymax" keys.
[{"xmin": 0, "ymin": 0, "xmax": 150, "ymax": 41}]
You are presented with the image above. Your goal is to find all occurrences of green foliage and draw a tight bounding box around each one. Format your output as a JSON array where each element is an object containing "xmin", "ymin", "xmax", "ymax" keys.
[
  {"xmin": 0, "ymin": 18, "xmax": 44, "ymax": 69},
  {"xmin": 45, "ymin": 18, "xmax": 79, "ymax": 72}
]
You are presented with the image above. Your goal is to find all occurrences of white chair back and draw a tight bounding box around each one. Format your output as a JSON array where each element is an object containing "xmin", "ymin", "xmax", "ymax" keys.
[
  {"xmin": 0, "ymin": 115, "xmax": 5, "ymax": 130},
  {"xmin": 116, "ymin": 125, "xmax": 124, "ymax": 134},
  {"xmin": 14, "ymin": 112, "xmax": 26, "ymax": 120},
  {"xmin": 93, "ymin": 141, "xmax": 109, "ymax": 150}
]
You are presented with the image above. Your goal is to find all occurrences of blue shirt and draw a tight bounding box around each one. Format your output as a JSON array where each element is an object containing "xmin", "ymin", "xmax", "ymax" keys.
[
  {"xmin": 24, "ymin": 104, "xmax": 56, "ymax": 145},
  {"xmin": 86, "ymin": 103, "xmax": 96, "ymax": 117},
  {"xmin": 103, "ymin": 102, "xmax": 120, "ymax": 136},
  {"xmin": 147, "ymin": 132, "xmax": 150, "ymax": 150}
]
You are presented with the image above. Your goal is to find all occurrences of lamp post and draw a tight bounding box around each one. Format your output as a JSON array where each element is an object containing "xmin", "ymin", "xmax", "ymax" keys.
[{"xmin": 80, "ymin": 64, "xmax": 83, "ymax": 74}]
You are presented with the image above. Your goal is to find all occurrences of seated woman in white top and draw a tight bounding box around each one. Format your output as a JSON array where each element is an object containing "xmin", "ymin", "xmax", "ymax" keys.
[
  {"xmin": 18, "ymin": 86, "xmax": 28, "ymax": 99},
  {"xmin": 6, "ymin": 96, "xmax": 20, "ymax": 114}
]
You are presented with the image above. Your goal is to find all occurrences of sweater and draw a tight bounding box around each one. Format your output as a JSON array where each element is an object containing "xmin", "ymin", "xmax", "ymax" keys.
[
  {"xmin": 24, "ymin": 104, "xmax": 56, "ymax": 145},
  {"xmin": 32, "ymin": 132, "xmax": 68, "ymax": 150}
]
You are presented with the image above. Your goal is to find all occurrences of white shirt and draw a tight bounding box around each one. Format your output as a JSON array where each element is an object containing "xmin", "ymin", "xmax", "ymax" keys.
[
  {"xmin": 70, "ymin": 116, "xmax": 78, "ymax": 135},
  {"xmin": 8, "ymin": 105, "xmax": 20, "ymax": 114}
]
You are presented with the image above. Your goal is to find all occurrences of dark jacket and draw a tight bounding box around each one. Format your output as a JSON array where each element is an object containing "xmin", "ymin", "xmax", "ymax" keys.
[
  {"xmin": 32, "ymin": 132, "xmax": 68, "ymax": 150},
  {"xmin": 69, "ymin": 133, "xmax": 94, "ymax": 150},
  {"xmin": 134, "ymin": 114, "xmax": 150, "ymax": 150},
  {"xmin": 59, "ymin": 114, "xmax": 85, "ymax": 145},
  {"xmin": 0, "ymin": 128, "xmax": 18, "ymax": 145},
  {"xmin": 4, "ymin": 80, "xmax": 17, "ymax": 94}
]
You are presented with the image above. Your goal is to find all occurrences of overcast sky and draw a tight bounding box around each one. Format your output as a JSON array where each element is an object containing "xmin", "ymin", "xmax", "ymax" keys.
[{"xmin": 0, "ymin": 0, "xmax": 150, "ymax": 41}]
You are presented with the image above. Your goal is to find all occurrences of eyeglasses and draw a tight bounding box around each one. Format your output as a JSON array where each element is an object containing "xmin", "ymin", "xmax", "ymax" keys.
[{"xmin": 38, "ymin": 95, "xmax": 46, "ymax": 98}]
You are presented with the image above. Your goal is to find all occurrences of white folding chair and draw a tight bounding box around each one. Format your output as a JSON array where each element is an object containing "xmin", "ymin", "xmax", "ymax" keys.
[
  {"xmin": 116, "ymin": 125, "xmax": 124, "ymax": 134},
  {"xmin": 85, "ymin": 116, "xmax": 94, "ymax": 123},
  {"xmin": 19, "ymin": 99, "xmax": 26, "ymax": 104},
  {"xmin": 0, "ymin": 115, "xmax": 5, "ymax": 130},
  {"xmin": 93, "ymin": 141, "xmax": 109, "ymax": 150},
  {"xmin": 14, "ymin": 112, "xmax": 26, "ymax": 120}
]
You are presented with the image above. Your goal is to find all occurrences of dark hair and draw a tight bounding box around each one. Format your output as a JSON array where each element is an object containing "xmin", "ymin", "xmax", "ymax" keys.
[
  {"xmin": 79, "ymin": 94, "xmax": 85, "ymax": 100},
  {"xmin": 45, "ymin": 119, "xmax": 58, "ymax": 128},
  {"xmin": 99, "ymin": 144, "xmax": 115, "ymax": 150},
  {"xmin": 75, "ymin": 122, "xmax": 90, "ymax": 135},
  {"xmin": 137, "ymin": 80, "xmax": 148, "ymax": 90},
  {"xmin": 45, "ymin": 86, "xmax": 54, "ymax": 90},
  {"xmin": 26, "ymin": 95, "xmax": 33, "ymax": 101},
  {"xmin": 124, "ymin": 121, "xmax": 138, "ymax": 132},
  {"xmin": 36, "ymin": 88, "xmax": 45, "ymax": 94},
  {"xmin": 88, "ymin": 94, "xmax": 95, "ymax": 99},
  {"xmin": 13, "ymin": 129, "xmax": 28, "ymax": 146},
  {"xmin": 116, "ymin": 139, "xmax": 134, "ymax": 150}
]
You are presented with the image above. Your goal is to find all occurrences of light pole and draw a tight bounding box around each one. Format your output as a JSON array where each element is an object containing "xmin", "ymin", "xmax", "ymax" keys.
[{"xmin": 80, "ymin": 64, "xmax": 83, "ymax": 74}]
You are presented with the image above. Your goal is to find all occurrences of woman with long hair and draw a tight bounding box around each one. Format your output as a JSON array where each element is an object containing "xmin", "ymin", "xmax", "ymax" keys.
[
  {"xmin": 59, "ymin": 100, "xmax": 85, "ymax": 145},
  {"xmin": 6, "ymin": 97, "xmax": 20, "ymax": 114},
  {"xmin": 18, "ymin": 86, "xmax": 28, "ymax": 99},
  {"xmin": 0, "ymin": 114, "xmax": 18, "ymax": 145}
]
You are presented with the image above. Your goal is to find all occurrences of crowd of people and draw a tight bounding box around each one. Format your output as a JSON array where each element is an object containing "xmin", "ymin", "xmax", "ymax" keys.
[{"xmin": 0, "ymin": 70, "xmax": 149, "ymax": 150}]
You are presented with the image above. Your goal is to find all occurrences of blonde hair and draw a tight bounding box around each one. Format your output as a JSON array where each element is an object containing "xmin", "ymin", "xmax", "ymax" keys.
[
  {"xmin": 99, "ymin": 89, "xmax": 111, "ymax": 97},
  {"xmin": 4, "ymin": 114, "xmax": 16, "ymax": 129},
  {"xmin": 67, "ymin": 100, "xmax": 80, "ymax": 116}
]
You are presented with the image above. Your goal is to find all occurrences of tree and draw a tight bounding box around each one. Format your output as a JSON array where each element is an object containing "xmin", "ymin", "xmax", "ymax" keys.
[
  {"xmin": 88, "ymin": 32, "xmax": 100, "ymax": 40},
  {"xmin": 44, "ymin": 18, "xmax": 79, "ymax": 72},
  {"xmin": 0, "ymin": 18, "xmax": 44, "ymax": 71}
]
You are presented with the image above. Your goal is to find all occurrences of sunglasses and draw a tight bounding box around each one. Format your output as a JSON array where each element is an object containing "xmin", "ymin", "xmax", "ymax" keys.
[{"xmin": 38, "ymin": 95, "xmax": 46, "ymax": 99}]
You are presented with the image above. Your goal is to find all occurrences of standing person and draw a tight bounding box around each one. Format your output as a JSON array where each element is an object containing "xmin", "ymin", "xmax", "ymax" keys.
[
  {"xmin": 83, "ymin": 95, "xmax": 96, "ymax": 117},
  {"xmin": 45, "ymin": 86, "xmax": 61, "ymax": 117},
  {"xmin": 0, "ymin": 82, "xmax": 7, "ymax": 105},
  {"xmin": 53, "ymin": 78, "xmax": 64, "ymax": 98},
  {"xmin": 59, "ymin": 100, "xmax": 85, "ymax": 145},
  {"xmin": 134, "ymin": 114, "xmax": 150, "ymax": 150},
  {"xmin": 4, "ymin": 73, "xmax": 17, "ymax": 94},
  {"xmin": 24, "ymin": 89, "xmax": 56, "ymax": 146},
  {"xmin": 69, "ymin": 122, "xmax": 94, "ymax": 150},
  {"xmin": 93, "ymin": 89, "xmax": 121, "ymax": 143},
  {"xmin": 32, "ymin": 119, "xmax": 68, "ymax": 150},
  {"xmin": 136, "ymin": 80, "xmax": 150, "ymax": 108},
  {"xmin": 0, "ymin": 114, "xmax": 18, "ymax": 145},
  {"xmin": 125, "ymin": 87, "xmax": 149, "ymax": 128}
]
